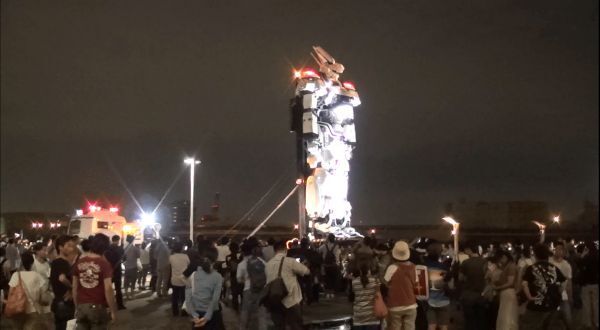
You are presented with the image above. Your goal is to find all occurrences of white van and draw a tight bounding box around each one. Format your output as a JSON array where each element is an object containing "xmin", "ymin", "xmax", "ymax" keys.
[{"xmin": 68, "ymin": 209, "xmax": 141, "ymax": 243}]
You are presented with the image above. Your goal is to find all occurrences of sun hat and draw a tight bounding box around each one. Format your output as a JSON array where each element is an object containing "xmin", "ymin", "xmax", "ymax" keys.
[{"xmin": 392, "ymin": 241, "xmax": 410, "ymax": 261}]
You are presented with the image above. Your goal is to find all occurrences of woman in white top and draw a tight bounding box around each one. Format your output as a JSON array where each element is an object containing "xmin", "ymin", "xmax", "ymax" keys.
[{"xmin": 7, "ymin": 251, "xmax": 48, "ymax": 330}]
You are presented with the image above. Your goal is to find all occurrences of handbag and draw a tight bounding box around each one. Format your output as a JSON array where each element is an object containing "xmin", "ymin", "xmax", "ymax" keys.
[
  {"xmin": 262, "ymin": 256, "xmax": 288, "ymax": 309},
  {"xmin": 39, "ymin": 288, "xmax": 54, "ymax": 306},
  {"xmin": 373, "ymin": 290, "xmax": 388, "ymax": 319},
  {"xmin": 3, "ymin": 272, "xmax": 28, "ymax": 317}
]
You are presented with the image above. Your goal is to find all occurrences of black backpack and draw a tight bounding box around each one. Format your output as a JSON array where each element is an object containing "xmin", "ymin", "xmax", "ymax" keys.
[
  {"xmin": 247, "ymin": 257, "xmax": 267, "ymax": 293},
  {"xmin": 262, "ymin": 256, "xmax": 288, "ymax": 309},
  {"xmin": 324, "ymin": 244, "xmax": 336, "ymax": 266}
]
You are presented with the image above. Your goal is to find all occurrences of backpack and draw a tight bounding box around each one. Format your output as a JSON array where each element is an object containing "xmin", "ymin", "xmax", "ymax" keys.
[
  {"xmin": 324, "ymin": 244, "xmax": 337, "ymax": 266},
  {"xmin": 262, "ymin": 257, "xmax": 288, "ymax": 309},
  {"xmin": 3, "ymin": 272, "xmax": 28, "ymax": 317},
  {"xmin": 247, "ymin": 257, "xmax": 267, "ymax": 293}
]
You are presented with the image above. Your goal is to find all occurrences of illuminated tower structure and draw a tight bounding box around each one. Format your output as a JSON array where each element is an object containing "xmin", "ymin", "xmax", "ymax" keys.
[{"xmin": 290, "ymin": 46, "xmax": 362, "ymax": 238}]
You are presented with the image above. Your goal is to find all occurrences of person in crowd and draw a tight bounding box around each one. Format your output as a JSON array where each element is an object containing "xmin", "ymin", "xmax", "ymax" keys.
[
  {"xmin": 350, "ymin": 258, "xmax": 381, "ymax": 330},
  {"xmin": 31, "ymin": 242, "xmax": 52, "ymax": 318},
  {"xmin": 424, "ymin": 241, "xmax": 451, "ymax": 330},
  {"xmin": 226, "ymin": 241, "xmax": 243, "ymax": 311},
  {"xmin": 170, "ymin": 241, "xmax": 190, "ymax": 316},
  {"xmin": 262, "ymin": 238, "xmax": 276, "ymax": 262},
  {"xmin": 50, "ymin": 235, "xmax": 77, "ymax": 330},
  {"xmin": 122, "ymin": 235, "xmax": 140, "ymax": 300},
  {"xmin": 492, "ymin": 250, "xmax": 519, "ymax": 330},
  {"xmin": 137, "ymin": 241, "xmax": 150, "ymax": 290},
  {"xmin": 6, "ymin": 238, "xmax": 21, "ymax": 273},
  {"xmin": 31, "ymin": 242, "xmax": 50, "ymax": 282},
  {"xmin": 154, "ymin": 237, "xmax": 171, "ymax": 298},
  {"xmin": 215, "ymin": 237, "xmax": 231, "ymax": 276},
  {"xmin": 383, "ymin": 240, "xmax": 417, "ymax": 330},
  {"xmin": 459, "ymin": 241, "xmax": 489, "ymax": 330},
  {"xmin": 186, "ymin": 247, "xmax": 225, "ymax": 329},
  {"xmin": 265, "ymin": 239, "xmax": 310, "ymax": 330},
  {"xmin": 104, "ymin": 235, "xmax": 126, "ymax": 309},
  {"xmin": 237, "ymin": 237, "xmax": 267, "ymax": 330},
  {"xmin": 148, "ymin": 238, "xmax": 159, "ymax": 292},
  {"xmin": 46, "ymin": 235, "xmax": 58, "ymax": 262},
  {"xmin": 80, "ymin": 238, "xmax": 91, "ymax": 257},
  {"xmin": 6, "ymin": 251, "xmax": 48, "ymax": 329},
  {"xmin": 0, "ymin": 247, "xmax": 9, "ymax": 300},
  {"xmin": 319, "ymin": 233, "xmax": 341, "ymax": 299},
  {"xmin": 73, "ymin": 233, "xmax": 117, "ymax": 330},
  {"xmin": 578, "ymin": 241, "xmax": 598, "ymax": 330},
  {"xmin": 521, "ymin": 243, "xmax": 566, "ymax": 330},
  {"xmin": 549, "ymin": 242, "xmax": 573, "ymax": 330}
]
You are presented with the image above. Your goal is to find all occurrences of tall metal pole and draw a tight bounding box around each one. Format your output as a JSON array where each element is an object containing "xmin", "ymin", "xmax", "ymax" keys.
[
  {"xmin": 189, "ymin": 162, "xmax": 195, "ymax": 242},
  {"xmin": 298, "ymin": 182, "xmax": 306, "ymax": 239},
  {"xmin": 185, "ymin": 158, "xmax": 200, "ymax": 242}
]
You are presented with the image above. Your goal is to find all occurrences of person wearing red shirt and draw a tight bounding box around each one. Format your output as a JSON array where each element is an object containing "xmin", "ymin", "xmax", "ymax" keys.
[{"xmin": 72, "ymin": 233, "xmax": 117, "ymax": 329}]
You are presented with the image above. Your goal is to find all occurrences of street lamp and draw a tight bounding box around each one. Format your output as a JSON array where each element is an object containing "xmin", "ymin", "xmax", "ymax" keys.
[
  {"xmin": 442, "ymin": 216, "xmax": 460, "ymax": 262},
  {"xmin": 553, "ymin": 215, "xmax": 560, "ymax": 224},
  {"xmin": 184, "ymin": 157, "xmax": 201, "ymax": 242}
]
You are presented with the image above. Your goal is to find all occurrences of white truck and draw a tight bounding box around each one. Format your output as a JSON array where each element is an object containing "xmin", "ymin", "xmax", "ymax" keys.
[{"xmin": 67, "ymin": 207, "xmax": 147, "ymax": 244}]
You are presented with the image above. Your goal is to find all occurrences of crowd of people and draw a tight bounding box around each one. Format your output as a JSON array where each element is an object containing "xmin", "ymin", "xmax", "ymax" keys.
[{"xmin": 0, "ymin": 232, "xmax": 598, "ymax": 330}]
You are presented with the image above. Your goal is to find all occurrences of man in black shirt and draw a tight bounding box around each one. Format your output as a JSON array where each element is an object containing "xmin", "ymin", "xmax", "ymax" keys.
[
  {"xmin": 104, "ymin": 235, "xmax": 125, "ymax": 309},
  {"xmin": 459, "ymin": 241, "xmax": 489, "ymax": 330},
  {"xmin": 50, "ymin": 235, "xmax": 77, "ymax": 330},
  {"xmin": 521, "ymin": 243, "xmax": 566, "ymax": 330}
]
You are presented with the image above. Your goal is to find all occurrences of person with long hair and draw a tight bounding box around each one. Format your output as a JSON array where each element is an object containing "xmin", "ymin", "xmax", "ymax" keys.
[
  {"xmin": 350, "ymin": 259, "xmax": 380, "ymax": 329},
  {"xmin": 186, "ymin": 248, "xmax": 225, "ymax": 329},
  {"xmin": 493, "ymin": 250, "xmax": 519, "ymax": 330}
]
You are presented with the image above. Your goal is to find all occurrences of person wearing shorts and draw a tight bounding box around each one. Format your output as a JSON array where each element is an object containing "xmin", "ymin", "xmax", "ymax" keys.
[{"xmin": 426, "ymin": 306, "xmax": 450, "ymax": 328}]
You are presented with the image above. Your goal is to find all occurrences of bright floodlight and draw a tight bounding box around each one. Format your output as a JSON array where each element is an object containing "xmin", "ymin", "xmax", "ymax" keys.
[
  {"xmin": 553, "ymin": 215, "xmax": 560, "ymax": 223},
  {"xmin": 76, "ymin": 209, "xmax": 84, "ymax": 216},
  {"xmin": 109, "ymin": 207, "xmax": 119, "ymax": 213},
  {"xmin": 442, "ymin": 216, "xmax": 458, "ymax": 226},
  {"xmin": 140, "ymin": 212, "xmax": 156, "ymax": 226},
  {"xmin": 184, "ymin": 158, "xmax": 201, "ymax": 165}
]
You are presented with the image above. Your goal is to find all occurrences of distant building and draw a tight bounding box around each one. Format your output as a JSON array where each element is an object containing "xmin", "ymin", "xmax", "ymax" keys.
[
  {"xmin": 168, "ymin": 200, "xmax": 195, "ymax": 231},
  {"xmin": 444, "ymin": 199, "xmax": 549, "ymax": 229}
]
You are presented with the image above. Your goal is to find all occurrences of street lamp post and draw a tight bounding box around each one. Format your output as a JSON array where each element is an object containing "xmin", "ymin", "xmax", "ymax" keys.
[
  {"xmin": 442, "ymin": 216, "xmax": 460, "ymax": 263},
  {"xmin": 184, "ymin": 158, "xmax": 201, "ymax": 242}
]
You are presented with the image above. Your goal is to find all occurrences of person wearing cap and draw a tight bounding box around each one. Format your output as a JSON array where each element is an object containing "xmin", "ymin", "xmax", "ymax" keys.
[{"xmin": 383, "ymin": 240, "xmax": 418, "ymax": 329}]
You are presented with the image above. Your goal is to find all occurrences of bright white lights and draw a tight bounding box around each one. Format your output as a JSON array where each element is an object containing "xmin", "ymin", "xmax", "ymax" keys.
[
  {"xmin": 76, "ymin": 209, "xmax": 84, "ymax": 216},
  {"xmin": 370, "ymin": 229, "xmax": 376, "ymax": 234},
  {"xmin": 109, "ymin": 207, "xmax": 119, "ymax": 213},
  {"xmin": 184, "ymin": 158, "xmax": 201, "ymax": 165},
  {"xmin": 294, "ymin": 224, "xmax": 299, "ymax": 230},
  {"xmin": 553, "ymin": 216, "xmax": 560, "ymax": 223},
  {"xmin": 140, "ymin": 212, "xmax": 156, "ymax": 226},
  {"xmin": 532, "ymin": 221, "xmax": 546, "ymax": 230}
]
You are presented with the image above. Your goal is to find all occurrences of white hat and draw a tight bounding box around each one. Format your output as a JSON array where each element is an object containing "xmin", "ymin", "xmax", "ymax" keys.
[{"xmin": 392, "ymin": 241, "xmax": 410, "ymax": 261}]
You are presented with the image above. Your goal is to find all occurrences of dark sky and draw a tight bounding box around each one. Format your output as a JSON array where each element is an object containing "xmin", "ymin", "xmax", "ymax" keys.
[{"xmin": 2, "ymin": 0, "xmax": 598, "ymax": 226}]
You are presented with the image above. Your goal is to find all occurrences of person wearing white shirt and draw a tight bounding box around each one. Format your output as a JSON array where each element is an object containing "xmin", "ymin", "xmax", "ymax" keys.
[
  {"xmin": 169, "ymin": 242, "xmax": 190, "ymax": 316},
  {"xmin": 8, "ymin": 251, "xmax": 48, "ymax": 329},
  {"xmin": 265, "ymin": 240, "xmax": 309, "ymax": 330},
  {"xmin": 31, "ymin": 242, "xmax": 52, "ymax": 314},
  {"xmin": 137, "ymin": 241, "xmax": 151, "ymax": 290},
  {"xmin": 550, "ymin": 242, "xmax": 573, "ymax": 330}
]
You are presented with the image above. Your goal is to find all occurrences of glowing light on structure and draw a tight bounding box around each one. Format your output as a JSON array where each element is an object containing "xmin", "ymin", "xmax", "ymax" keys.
[
  {"xmin": 76, "ymin": 209, "xmax": 84, "ymax": 216},
  {"xmin": 294, "ymin": 224, "xmax": 299, "ymax": 230},
  {"xmin": 293, "ymin": 70, "xmax": 301, "ymax": 79},
  {"xmin": 109, "ymin": 207, "xmax": 119, "ymax": 213},
  {"xmin": 140, "ymin": 212, "xmax": 156, "ymax": 227},
  {"xmin": 296, "ymin": 178, "xmax": 303, "ymax": 185},
  {"xmin": 553, "ymin": 215, "xmax": 560, "ymax": 223},
  {"xmin": 370, "ymin": 229, "xmax": 376, "ymax": 234},
  {"xmin": 342, "ymin": 81, "xmax": 356, "ymax": 90},
  {"xmin": 442, "ymin": 216, "xmax": 458, "ymax": 226},
  {"xmin": 122, "ymin": 224, "xmax": 133, "ymax": 234},
  {"xmin": 300, "ymin": 69, "xmax": 320, "ymax": 79}
]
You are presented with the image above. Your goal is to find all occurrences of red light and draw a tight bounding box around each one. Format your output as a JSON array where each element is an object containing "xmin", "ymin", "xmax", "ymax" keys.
[
  {"xmin": 301, "ymin": 69, "xmax": 320, "ymax": 79},
  {"xmin": 342, "ymin": 81, "xmax": 356, "ymax": 90}
]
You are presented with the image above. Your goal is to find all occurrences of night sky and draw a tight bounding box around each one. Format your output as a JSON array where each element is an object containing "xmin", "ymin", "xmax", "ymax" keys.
[{"xmin": 2, "ymin": 0, "xmax": 598, "ymax": 226}]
